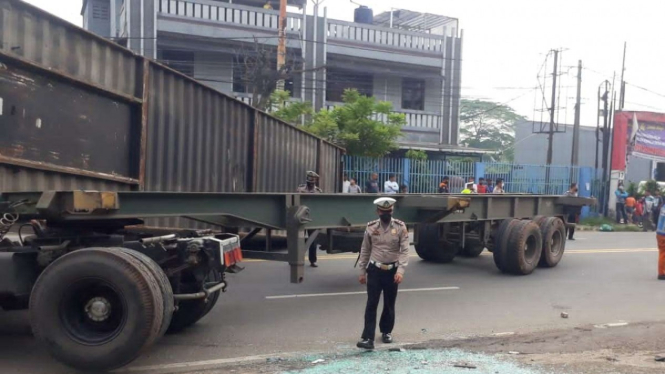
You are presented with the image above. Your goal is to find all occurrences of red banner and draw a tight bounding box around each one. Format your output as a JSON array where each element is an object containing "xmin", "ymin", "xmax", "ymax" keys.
[{"xmin": 612, "ymin": 111, "xmax": 665, "ymax": 171}]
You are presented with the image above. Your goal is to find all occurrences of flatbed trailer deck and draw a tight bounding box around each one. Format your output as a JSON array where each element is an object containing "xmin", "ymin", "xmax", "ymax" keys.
[{"xmin": 0, "ymin": 190, "xmax": 593, "ymax": 371}]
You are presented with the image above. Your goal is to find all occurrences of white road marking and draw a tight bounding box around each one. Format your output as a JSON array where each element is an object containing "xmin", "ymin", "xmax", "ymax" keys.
[
  {"xmin": 492, "ymin": 332, "xmax": 516, "ymax": 337},
  {"xmin": 266, "ymin": 286, "xmax": 460, "ymax": 300},
  {"xmin": 594, "ymin": 322, "xmax": 629, "ymax": 329}
]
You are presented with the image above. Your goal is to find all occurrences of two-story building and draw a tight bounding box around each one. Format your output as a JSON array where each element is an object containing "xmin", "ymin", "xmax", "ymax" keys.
[{"xmin": 83, "ymin": 0, "xmax": 471, "ymax": 154}]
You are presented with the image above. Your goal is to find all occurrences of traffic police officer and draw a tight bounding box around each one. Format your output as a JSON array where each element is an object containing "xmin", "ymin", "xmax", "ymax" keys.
[
  {"xmin": 296, "ymin": 171, "xmax": 323, "ymax": 193},
  {"xmin": 357, "ymin": 197, "xmax": 409, "ymax": 349},
  {"xmin": 296, "ymin": 171, "xmax": 322, "ymax": 266}
]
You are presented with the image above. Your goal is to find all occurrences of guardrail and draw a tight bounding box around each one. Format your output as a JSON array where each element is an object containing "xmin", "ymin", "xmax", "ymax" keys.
[
  {"xmin": 158, "ymin": 0, "xmax": 303, "ymax": 32},
  {"xmin": 326, "ymin": 19, "xmax": 446, "ymax": 52}
]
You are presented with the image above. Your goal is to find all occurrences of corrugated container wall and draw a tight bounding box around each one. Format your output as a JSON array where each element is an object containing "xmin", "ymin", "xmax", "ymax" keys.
[{"xmin": 0, "ymin": 0, "xmax": 343, "ymax": 206}]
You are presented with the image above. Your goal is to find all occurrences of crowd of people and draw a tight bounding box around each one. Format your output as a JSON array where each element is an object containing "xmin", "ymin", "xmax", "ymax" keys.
[
  {"xmin": 341, "ymin": 174, "xmax": 507, "ymax": 194},
  {"xmin": 615, "ymin": 184, "xmax": 663, "ymax": 231}
]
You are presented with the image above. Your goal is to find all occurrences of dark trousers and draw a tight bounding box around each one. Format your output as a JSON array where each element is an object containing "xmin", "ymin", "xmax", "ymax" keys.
[
  {"xmin": 307, "ymin": 230, "xmax": 317, "ymax": 264},
  {"xmin": 616, "ymin": 203, "xmax": 627, "ymax": 223},
  {"xmin": 361, "ymin": 266, "xmax": 398, "ymax": 340},
  {"xmin": 567, "ymin": 213, "xmax": 576, "ymax": 239}
]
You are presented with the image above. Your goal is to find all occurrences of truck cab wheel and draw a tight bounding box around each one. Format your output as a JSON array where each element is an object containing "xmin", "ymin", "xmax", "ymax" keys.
[{"xmin": 29, "ymin": 248, "xmax": 164, "ymax": 372}]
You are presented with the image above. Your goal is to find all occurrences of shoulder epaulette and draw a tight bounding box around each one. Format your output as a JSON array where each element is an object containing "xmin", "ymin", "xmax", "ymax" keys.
[{"xmin": 367, "ymin": 219, "xmax": 380, "ymax": 226}]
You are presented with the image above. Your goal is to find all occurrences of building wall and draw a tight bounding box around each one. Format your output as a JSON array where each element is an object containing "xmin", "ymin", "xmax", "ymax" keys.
[
  {"xmin": 82, "ymin": 0, "xmax": 111, "ymax": 38},
  {"xmin": 372, "ymin": 74, "xmax": 401, "ymax": 109},
  {"xmin": 371, "ymin": 74, "xmax": 442, "ymax": 114},
  {"xmin": 194, "ymin": 52, "xmax": 234, "ymax": 93},
  {"xmin": 514, "ymin": 120, "xmax": 651, "ymax": 183}
]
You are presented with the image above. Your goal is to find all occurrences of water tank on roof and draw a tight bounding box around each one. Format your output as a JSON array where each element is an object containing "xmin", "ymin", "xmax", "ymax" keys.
[{"xmin": 354, "ymin": 6, "xmax": 373, "ymax": 24}]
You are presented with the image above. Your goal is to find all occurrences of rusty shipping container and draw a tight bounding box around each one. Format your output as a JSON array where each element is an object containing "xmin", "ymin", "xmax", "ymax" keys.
[{"xmin": 0, "ymin": 0, "xmax": 343, "ymax": 200}]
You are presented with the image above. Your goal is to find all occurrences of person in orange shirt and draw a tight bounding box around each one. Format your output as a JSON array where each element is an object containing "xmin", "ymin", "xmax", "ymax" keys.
[{"xmin": 625, "ymin": 194, "xmax": 637, "ymax": 224}]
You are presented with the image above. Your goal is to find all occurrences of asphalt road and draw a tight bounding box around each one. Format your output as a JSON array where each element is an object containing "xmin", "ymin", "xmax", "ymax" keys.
[{"xmin": 0, "ymin": 232, "xmax": 662, "ymax": 374}]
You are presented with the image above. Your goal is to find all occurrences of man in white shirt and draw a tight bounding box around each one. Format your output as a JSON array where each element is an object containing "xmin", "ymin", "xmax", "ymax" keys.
[
  {"xmin": 384, "ymin": 175, "xmax": 399, "ymax": 194},
  {"xmin": 343, "ymin": 174, "xmax": 351, "ymax": 193}
]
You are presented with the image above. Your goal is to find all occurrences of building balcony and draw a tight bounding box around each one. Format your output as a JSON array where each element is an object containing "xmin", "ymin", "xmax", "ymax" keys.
[{"xmin": 157, "ymin": 0, "xmax": 452, "ymax": 62}]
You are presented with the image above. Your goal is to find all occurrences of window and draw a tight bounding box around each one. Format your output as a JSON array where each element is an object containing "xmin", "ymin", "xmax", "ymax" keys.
[
  {"xmin": 160, "ymin": 50, "xmax": 195, "ymax": 77},
  {"xmin": 402, "ymin": 78, "xmax": 426, "ymax": 111},
  {"xmin": 92, "ymin": 1, "xmax": 110, "ymax": 20},
  {"xmin": 326, "ymin": 69, "xmax": 373, "ymax": 102}
]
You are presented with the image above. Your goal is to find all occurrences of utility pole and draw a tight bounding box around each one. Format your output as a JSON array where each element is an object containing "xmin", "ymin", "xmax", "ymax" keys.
[
  {"xmin": 545, "ymin": 49, "xmax": 559, "ymax": 187},
  {"xmin": 276, "ymin": 0, "xmax": 287, "ymax": 91},
  {"xmin": 619, "ymin": 42, "xmax": 627, "ymax": 110},
  {"xmin": 571, "ymin": 60, "xmax": 582, "ymax": 168}
]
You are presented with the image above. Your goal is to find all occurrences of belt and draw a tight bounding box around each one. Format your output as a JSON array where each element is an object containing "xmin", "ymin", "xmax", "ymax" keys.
[{"xmin": 370, "ymin": 260, "xmax": 397, "ymax": 271}]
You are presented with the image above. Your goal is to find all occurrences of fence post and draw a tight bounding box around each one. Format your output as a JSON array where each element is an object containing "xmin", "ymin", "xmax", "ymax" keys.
[
  {"xmin": 474, "ymin": 162, "xmax": 485, "ymax": 182},
  {"xmin": 578, "ymin": 167, "xmax": 593, "ymax": 219},
  {"xmin": 403, "ymin": 158, "xmax": 411, "ymax": 190}
]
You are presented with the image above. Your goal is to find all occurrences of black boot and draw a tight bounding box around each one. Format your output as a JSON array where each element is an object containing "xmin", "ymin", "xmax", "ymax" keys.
[
  {"xmin": 382, "ymin": 333, "xmax": 393, "ymax": 344},
  {"xmin": 356, "ymin": 339, "xmax": 375, "ymax": 350}
]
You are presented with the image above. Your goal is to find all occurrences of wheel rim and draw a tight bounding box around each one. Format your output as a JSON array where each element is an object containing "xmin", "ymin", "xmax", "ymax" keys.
[
  {"xmin": 59, "ymin": 278, "xmax": 127, "ymax": 345},
  {"xmin": 524, "ymin": 235, "xmax": 539, "ymax": 264},
  {"xmin": 549, "ymin": 230, "xmax": 563, "ymax": 257}
]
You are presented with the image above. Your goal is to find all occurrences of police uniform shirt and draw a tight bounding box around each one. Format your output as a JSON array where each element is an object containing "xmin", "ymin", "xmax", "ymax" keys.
[
  {"xmin": 358, "ymin": 219, "xmax": 409, "ymax": 275},
  {"xmin": 296, "ymin": 184, "xmax": 323, "ymax": 193}
]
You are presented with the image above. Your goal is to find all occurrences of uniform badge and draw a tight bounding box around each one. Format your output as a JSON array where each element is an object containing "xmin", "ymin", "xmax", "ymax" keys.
[{"xmin": 391, "ymin": 228, "xmax": 397, "ymax": 235}]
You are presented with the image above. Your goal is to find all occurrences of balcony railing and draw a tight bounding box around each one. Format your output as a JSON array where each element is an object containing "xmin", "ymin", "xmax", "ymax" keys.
[
  {"xmin": 159, "ymin": 0, "xmax": 303, "ymax": 33},
  {"xmin": 326, "ymin": 103, "xmax": 441, "ymax": 129},
  {"xmin": 158, "ymin": 0, "xmax": 447, "ymax": 53},
  {"xmin": 327, "ymin": 19, "xmax": 445, "ymax": 53}
]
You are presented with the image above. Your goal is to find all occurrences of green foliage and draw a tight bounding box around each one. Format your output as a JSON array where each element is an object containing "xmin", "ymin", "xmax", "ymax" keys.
[
  {"xmin": 304, "ymin": 89, "xmax": 404, "ymax": 157},
  {"xmin": 268, "ymin": 90, "xmax": 313, "ymax": 125},
  {"xmin": 405, "ymin": 150, "xmax": 428, "ymax": 160},
  {"xmin": 640, "ymin": 180, "xmax": 663, "ymax": 195},
  {"xmin": 459, "ymin": 99, "xmax": 526, "ymax": 162},
  {"xmin": 626, "ymin": 181, "xmax": 640, "ymax": 198}
]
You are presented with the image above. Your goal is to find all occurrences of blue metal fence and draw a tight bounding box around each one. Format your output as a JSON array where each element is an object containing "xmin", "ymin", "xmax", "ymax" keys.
[{"xmin": 343, "ymin": 156, "xmax": 593, "ymax": 195}]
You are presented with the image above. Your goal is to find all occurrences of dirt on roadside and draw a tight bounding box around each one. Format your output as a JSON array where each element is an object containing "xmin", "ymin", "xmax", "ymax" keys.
[{"xmin": 187, "ymin": 321, "xmax": 665, "ymax": 374}]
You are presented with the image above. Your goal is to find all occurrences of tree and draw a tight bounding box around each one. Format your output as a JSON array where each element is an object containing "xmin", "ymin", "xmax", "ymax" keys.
[
  {"xmin": 459, "ymin": 99, "xmax": 526, "ymax": 161},
  {"xmin": 305, "ymin": 89, "xmax": 405, "ymax": 157},
  {"xmin": 269, "ymin": 90, "xmax": 312, "ymax": 125},
  {"xmin": 405, "ymin": 149, "xmax": 428, "ymax": 160}
]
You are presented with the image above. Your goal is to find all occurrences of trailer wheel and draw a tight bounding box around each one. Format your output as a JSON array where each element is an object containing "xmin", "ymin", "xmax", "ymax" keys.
[
  {"xmin": 29, "ymin": 248, "xmax": 164, "ymax": 372},
  {"xmin": 460, "ymin": 239, "xmax": 485, "ymax": 258},
  {"xmin": 168, "ymin": 268, "xmax": 222, "ymax": 333},
  {"xmin": 118, "ymin": 248, "xmax": 174, "ymax": 338},
  {"xmin": 414, "ymin": 224, "xmax": 459, "ymax": 263},
  {"xmin": 492, "ymin": 219, "xmax": 519, "ymax": 271},
  {"xmin": 533, "ymin": 215, "xmax": 548, "ymax": 225},
  {"xmin": 505, "ymin": 221, "xmax": 543, "ymax": 275},
  {"xmin": 538, "ymin": 217, "xmax": 566, "ymax": 268}
]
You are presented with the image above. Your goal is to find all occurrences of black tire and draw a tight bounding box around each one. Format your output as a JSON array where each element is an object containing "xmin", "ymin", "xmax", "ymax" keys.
[
  {"xmin": 414, "ymin": 224, "xmax": 459, "ymax": 263},
  {"xmin": 118, "ymin": 248, "xmax": 174, "ymax": 338},
  {"xmin": 168, "ymin": 268, "xmax": 222, "ymax": 333},
  {"xmin": 492, "ymin": 219, "xmax": 518, "ymax": 271},
  {"xmin": 538, "ymin": 217, "xmax": 567, "ymax": 268},
  {"xmin": 505, "ymin": 220, "xmax": 543, "ymax": 275},
  {"xmin": 533, "ymin": 216, "xmax": 548, "ymax": 226},
  {"xmin": 30, "ymin": 248, "xmax": 164, "ymax": 372},
  {"xmin": 460, "ymin": 239, "xmax": 485, "ymax": 258}
]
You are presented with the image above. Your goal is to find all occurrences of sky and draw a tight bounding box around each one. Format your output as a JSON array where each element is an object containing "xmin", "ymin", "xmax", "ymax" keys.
[{"xmin": 24, "ymin": 0, "xmax": 665, "ymax": 127}]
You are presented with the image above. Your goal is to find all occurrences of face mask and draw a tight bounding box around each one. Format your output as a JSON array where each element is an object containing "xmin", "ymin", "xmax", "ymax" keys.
[{"xmin": 380, "ymin": 213, "xmax": 392, "ymax": 223}]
